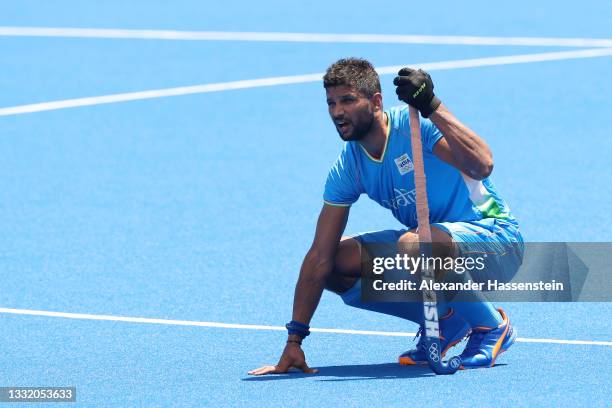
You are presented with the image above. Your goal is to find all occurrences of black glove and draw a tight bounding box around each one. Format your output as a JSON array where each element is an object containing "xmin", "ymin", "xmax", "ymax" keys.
[{"xmin": 393, "ymin": 68, "xmax": 441, "ymax": 118}]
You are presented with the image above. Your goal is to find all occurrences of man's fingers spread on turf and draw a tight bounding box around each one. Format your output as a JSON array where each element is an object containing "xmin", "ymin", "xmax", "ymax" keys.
[
  {"xmin": 247, "ymin": 363, "xmax": 317, "ymax": 376},
  {"xmin": 276, "ymin": 360, "xmax": 291, "ymax": 373},
  {"xmin": 247, "ymin": 365, "xmax": 280, "ymax": 375},
  {"xmin": 247, "ymin": 365, "xmax": 270, "ymax": 375},
  {"xmin": 297, "ymin": 362, "xmax": 319, "ymax": 374}
]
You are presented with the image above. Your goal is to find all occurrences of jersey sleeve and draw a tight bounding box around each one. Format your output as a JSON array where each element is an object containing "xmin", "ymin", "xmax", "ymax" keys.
[
  {"xmin": 323, "ymin": 143, "xmax": 362, "ymax": 206},
  {"xmin": 421, "ymin": 117, "xmax": 443, "ymax": 153}
]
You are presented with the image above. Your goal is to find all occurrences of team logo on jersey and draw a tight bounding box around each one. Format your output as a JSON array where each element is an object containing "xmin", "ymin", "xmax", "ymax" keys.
[
  {"xmin": 394, "ymin": 153, "xmax": 414, "ymax": 175},
  {"xmin": 381, "ymin": 188, "xmax": 416, "ymax": 209}
]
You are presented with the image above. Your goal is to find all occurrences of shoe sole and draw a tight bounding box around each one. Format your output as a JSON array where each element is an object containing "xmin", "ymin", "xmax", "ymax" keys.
[{"xmin": 398, "ymin": 337, "xmax": 465, "ymax": 366}]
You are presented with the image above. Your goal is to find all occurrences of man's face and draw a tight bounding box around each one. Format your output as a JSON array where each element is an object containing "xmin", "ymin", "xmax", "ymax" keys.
[{"xmin": 326, "ymin": 85, "xmax": 376, "ymax": 141}]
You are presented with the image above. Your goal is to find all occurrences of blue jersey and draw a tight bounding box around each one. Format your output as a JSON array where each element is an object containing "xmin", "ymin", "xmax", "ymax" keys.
[{"xmin": 323, "ymin": 105, "xmax": 515, "ymax": 229}]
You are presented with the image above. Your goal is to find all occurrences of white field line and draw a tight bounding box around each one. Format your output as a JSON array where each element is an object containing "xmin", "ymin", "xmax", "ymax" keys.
[
  {"xmin": 1, "ymin": 307, "xmax": 610, "ymax": 347},
  {"xmin": 1, "ymin": 27, "xmax": 612, "ymax": 48},
  {"xmin": 2, "ymin": 47, "xmax": 612, "ymax": 117}
]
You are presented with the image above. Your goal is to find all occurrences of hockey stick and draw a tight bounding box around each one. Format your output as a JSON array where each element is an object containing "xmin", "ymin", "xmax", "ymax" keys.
[{"xmin": 408, "ymin": 106, "xmax": 461, "ymax": 375}]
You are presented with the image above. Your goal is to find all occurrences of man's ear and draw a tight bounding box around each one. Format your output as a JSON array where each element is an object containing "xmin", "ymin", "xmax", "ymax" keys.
[{"xmin": 371, "ymin": 93, "xmax": 383, "ymax": 112}]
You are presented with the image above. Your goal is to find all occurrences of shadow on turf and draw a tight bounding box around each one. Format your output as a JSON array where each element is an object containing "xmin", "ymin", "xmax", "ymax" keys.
[{"xmin": 243, "ymin": 363, "xmax": 434, "ymax": 381}]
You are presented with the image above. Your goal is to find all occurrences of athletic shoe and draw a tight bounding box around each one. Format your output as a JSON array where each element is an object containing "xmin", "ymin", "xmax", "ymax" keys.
[
  {"xmin": 459, "ymin": 308, "xmax": 516, "ymax": 369},
  {"xmin": 398, "ymin": 309, "xmax": 470, "ymax": 365}
]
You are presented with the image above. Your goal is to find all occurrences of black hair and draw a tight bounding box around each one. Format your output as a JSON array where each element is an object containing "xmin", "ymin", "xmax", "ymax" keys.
[{"xmin": 323, "ymin": 58, "xmax": 381, "ymax": 98}]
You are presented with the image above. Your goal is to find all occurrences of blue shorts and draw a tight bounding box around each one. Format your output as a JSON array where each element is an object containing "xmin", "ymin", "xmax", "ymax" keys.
[{"xmin": 352, "ymin": 218, "xmax": 524, "ymax": 283}]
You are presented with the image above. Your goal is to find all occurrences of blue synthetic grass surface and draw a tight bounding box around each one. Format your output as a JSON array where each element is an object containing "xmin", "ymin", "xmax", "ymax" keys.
[{"xmin": 1, "ymin": 1, "xmax": 611, "ymax": 406}]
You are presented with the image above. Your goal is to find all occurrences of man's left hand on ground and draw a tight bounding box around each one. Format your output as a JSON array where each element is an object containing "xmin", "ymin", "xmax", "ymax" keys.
[{"xmin": 248, "ymin": 343, "xmax": 319, "ymax": 376}]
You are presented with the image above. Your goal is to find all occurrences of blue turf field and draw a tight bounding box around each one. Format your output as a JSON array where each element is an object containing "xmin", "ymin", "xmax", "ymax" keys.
[{"xmin": 1, "ymin": 1, "xmax": 611, "ymax": 406}]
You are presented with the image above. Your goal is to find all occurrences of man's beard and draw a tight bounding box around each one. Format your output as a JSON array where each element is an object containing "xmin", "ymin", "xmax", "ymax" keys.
[{"xmin": 338, "ymin": 111, "xmax": 375, "ymax": 141}]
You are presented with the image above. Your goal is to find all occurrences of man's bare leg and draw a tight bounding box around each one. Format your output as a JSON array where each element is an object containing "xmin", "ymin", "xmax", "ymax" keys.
[{"xmin": 325, "ymin": 235, "xmax": 422, "ymax": 323}]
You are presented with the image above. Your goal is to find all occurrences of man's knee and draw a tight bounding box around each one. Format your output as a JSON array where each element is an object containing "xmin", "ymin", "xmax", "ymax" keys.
[
  {"xmin": 325, "ymin": 236, "xmax": 361, "ymax": 295},
  {"xmin": 334, "ymin": 236, "xmax": 362, "ymax": 273},
  {"xmin": 397, "ymin": 229, "xmax": 420, "ymax": 256},
  {"xmin": 397, "ymin": 226, "xmax": 455, "ymax": 258}
]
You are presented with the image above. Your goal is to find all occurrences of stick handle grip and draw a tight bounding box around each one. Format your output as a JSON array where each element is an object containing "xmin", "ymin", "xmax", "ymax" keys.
[{"xmin": 408, "ymin": 106, "xmax": 432, "ymax": 243}]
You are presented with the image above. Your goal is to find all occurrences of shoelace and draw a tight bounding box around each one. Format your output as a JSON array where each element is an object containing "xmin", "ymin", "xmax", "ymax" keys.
[
  {"xmin": 463, "ymin": 331, "xmax": 486, "ymax": 354},
  {"xmin": 414, "ymin": 325, "xmax": 472, "ymax": 353},
  {"xmin": 413, "ymin": 327, "xmax": 427, "ymax": 351}
]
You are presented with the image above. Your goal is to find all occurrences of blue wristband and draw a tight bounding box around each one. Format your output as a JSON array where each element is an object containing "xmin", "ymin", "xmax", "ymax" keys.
[{"xmin": 286, "ymin": 320, "xmax": 310, "ymax": 338}]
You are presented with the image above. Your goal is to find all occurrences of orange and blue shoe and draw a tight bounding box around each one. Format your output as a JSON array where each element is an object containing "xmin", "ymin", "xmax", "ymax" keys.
[
  {"xmin": 459, "ymin": 308, "xmax": 516, "ymax": 369},
  {"xmin": 398, "ymin": 309, "xmax": 470, "ymax": 366}
]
